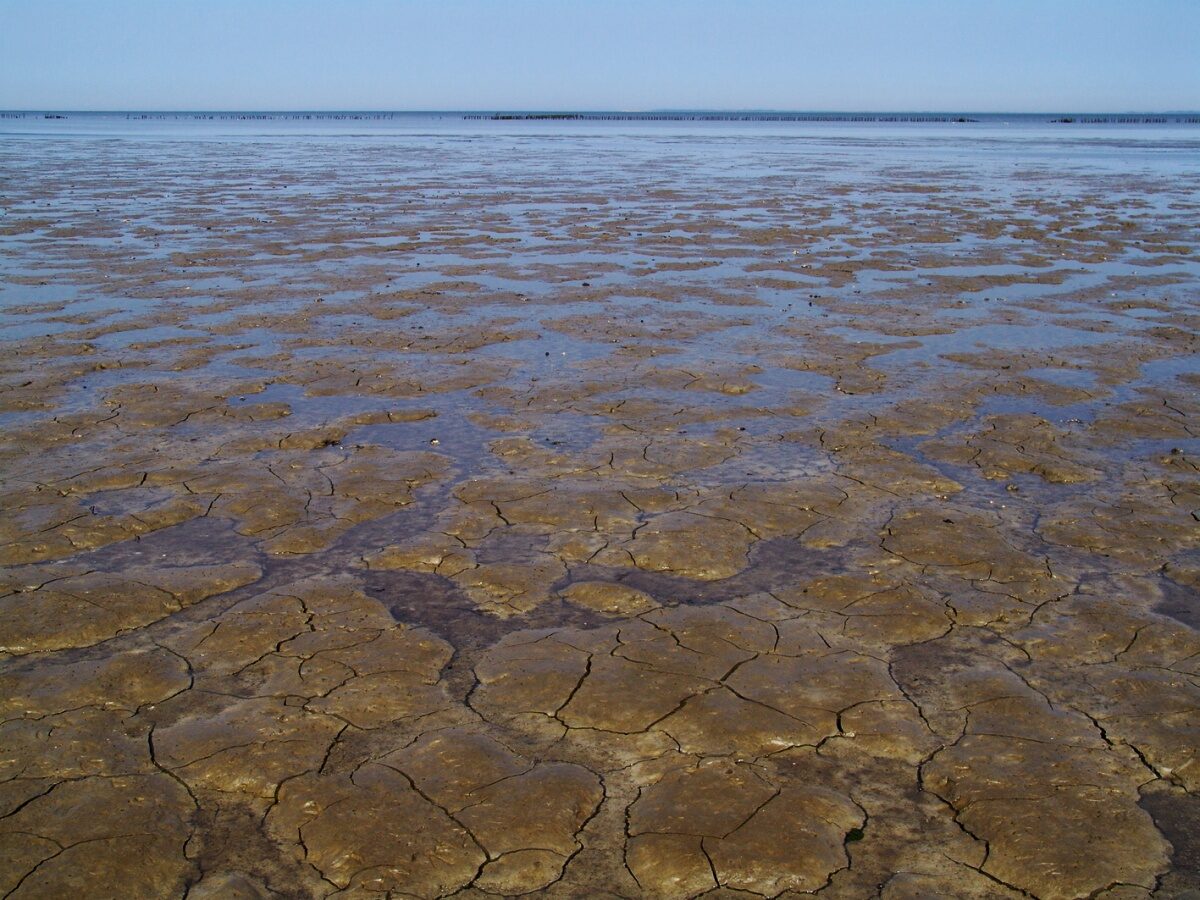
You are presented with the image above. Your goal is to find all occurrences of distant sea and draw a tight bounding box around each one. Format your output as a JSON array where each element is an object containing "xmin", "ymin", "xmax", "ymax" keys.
[
  {"xmin": 2, "ymin": 109, "xmax": 1199, "ymax": 140},
  {"xmin": 3, "ymin": 111, "xmax": 1197, "ymax": 182}
]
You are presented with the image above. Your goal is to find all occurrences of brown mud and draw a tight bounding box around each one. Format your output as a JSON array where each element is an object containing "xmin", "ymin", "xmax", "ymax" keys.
[{"xmin": 0, "ymin": 133, "xmax": 1198, "ymax": 898}]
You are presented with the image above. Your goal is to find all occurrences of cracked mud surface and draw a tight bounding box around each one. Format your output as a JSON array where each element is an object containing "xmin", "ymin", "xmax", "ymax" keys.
[{"xmin": 1, "ymin": 121, "xmax": 1199, "ymax": 898}]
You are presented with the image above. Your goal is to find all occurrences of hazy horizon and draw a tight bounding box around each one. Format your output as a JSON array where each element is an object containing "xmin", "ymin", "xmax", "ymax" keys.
[
  {"xmin": 5, "ymin": 107, "xmax": 1200, "ymax": 115},
  {"xmin": 3, "ymin": 0, "xmax": 1198, "ymax": 113}
]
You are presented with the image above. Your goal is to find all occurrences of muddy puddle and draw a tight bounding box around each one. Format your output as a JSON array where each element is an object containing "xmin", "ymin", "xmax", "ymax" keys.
[{"xmin": 1, "ymin": 119, "xmax": 1198, "ymax": 898}]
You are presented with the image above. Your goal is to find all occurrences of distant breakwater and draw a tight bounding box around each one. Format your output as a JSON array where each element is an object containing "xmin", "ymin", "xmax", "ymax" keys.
[
  {"xmin": 469, "ymin": 113, "xmax": 1200, "ymax": 124},
  {"xmin": 471, "ymin": 113, "xmax": 983, "ymax": 123},
  {"xmin": 4, "ymin": 112, "xmax": 1199, "ymax": 124},
  {"xmin": 1048, "ymin": 116, "xmax": 1198, "ymax": 124}
]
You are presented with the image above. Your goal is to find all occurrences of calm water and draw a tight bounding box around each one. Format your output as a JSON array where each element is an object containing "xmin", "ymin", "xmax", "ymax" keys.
[{"xmin": 3, "ymin": 109, "xmax": 1199, "ymax": 151}]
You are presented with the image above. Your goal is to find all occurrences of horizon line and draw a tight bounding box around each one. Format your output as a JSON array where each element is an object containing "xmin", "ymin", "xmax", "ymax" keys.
[{"xmin": 4, "ymin": 107, "xmax": 1200, "ymax": 116}]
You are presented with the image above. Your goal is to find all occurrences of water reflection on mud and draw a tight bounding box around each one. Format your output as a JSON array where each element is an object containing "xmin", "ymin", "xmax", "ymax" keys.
[{"xmin": 1, "ymin": 122, "xmax": 1198, "ymax": 898}]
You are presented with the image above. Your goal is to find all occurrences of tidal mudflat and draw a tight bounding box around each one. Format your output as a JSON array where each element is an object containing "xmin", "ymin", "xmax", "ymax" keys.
[{"xmin": 0, "ymin": 115, "xmax": 1198, "ymax": 898}]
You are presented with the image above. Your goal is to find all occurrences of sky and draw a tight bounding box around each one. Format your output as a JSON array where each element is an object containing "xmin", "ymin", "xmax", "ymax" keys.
[{"xmin": 2, "ymin": 0, "xmax": 1198, "ymax": 112}]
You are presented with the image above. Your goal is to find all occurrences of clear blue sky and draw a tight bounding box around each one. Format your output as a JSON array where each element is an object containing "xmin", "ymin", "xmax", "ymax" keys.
[{"xmin": 2, "ymin": 0, "xmax": 1197, "ymax": 112}]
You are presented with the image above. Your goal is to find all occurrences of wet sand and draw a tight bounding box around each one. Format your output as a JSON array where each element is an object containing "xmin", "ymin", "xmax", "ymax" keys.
[{"xmin": 1, "ymin": 121, "xmax": 1198, "ymax": 898}]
